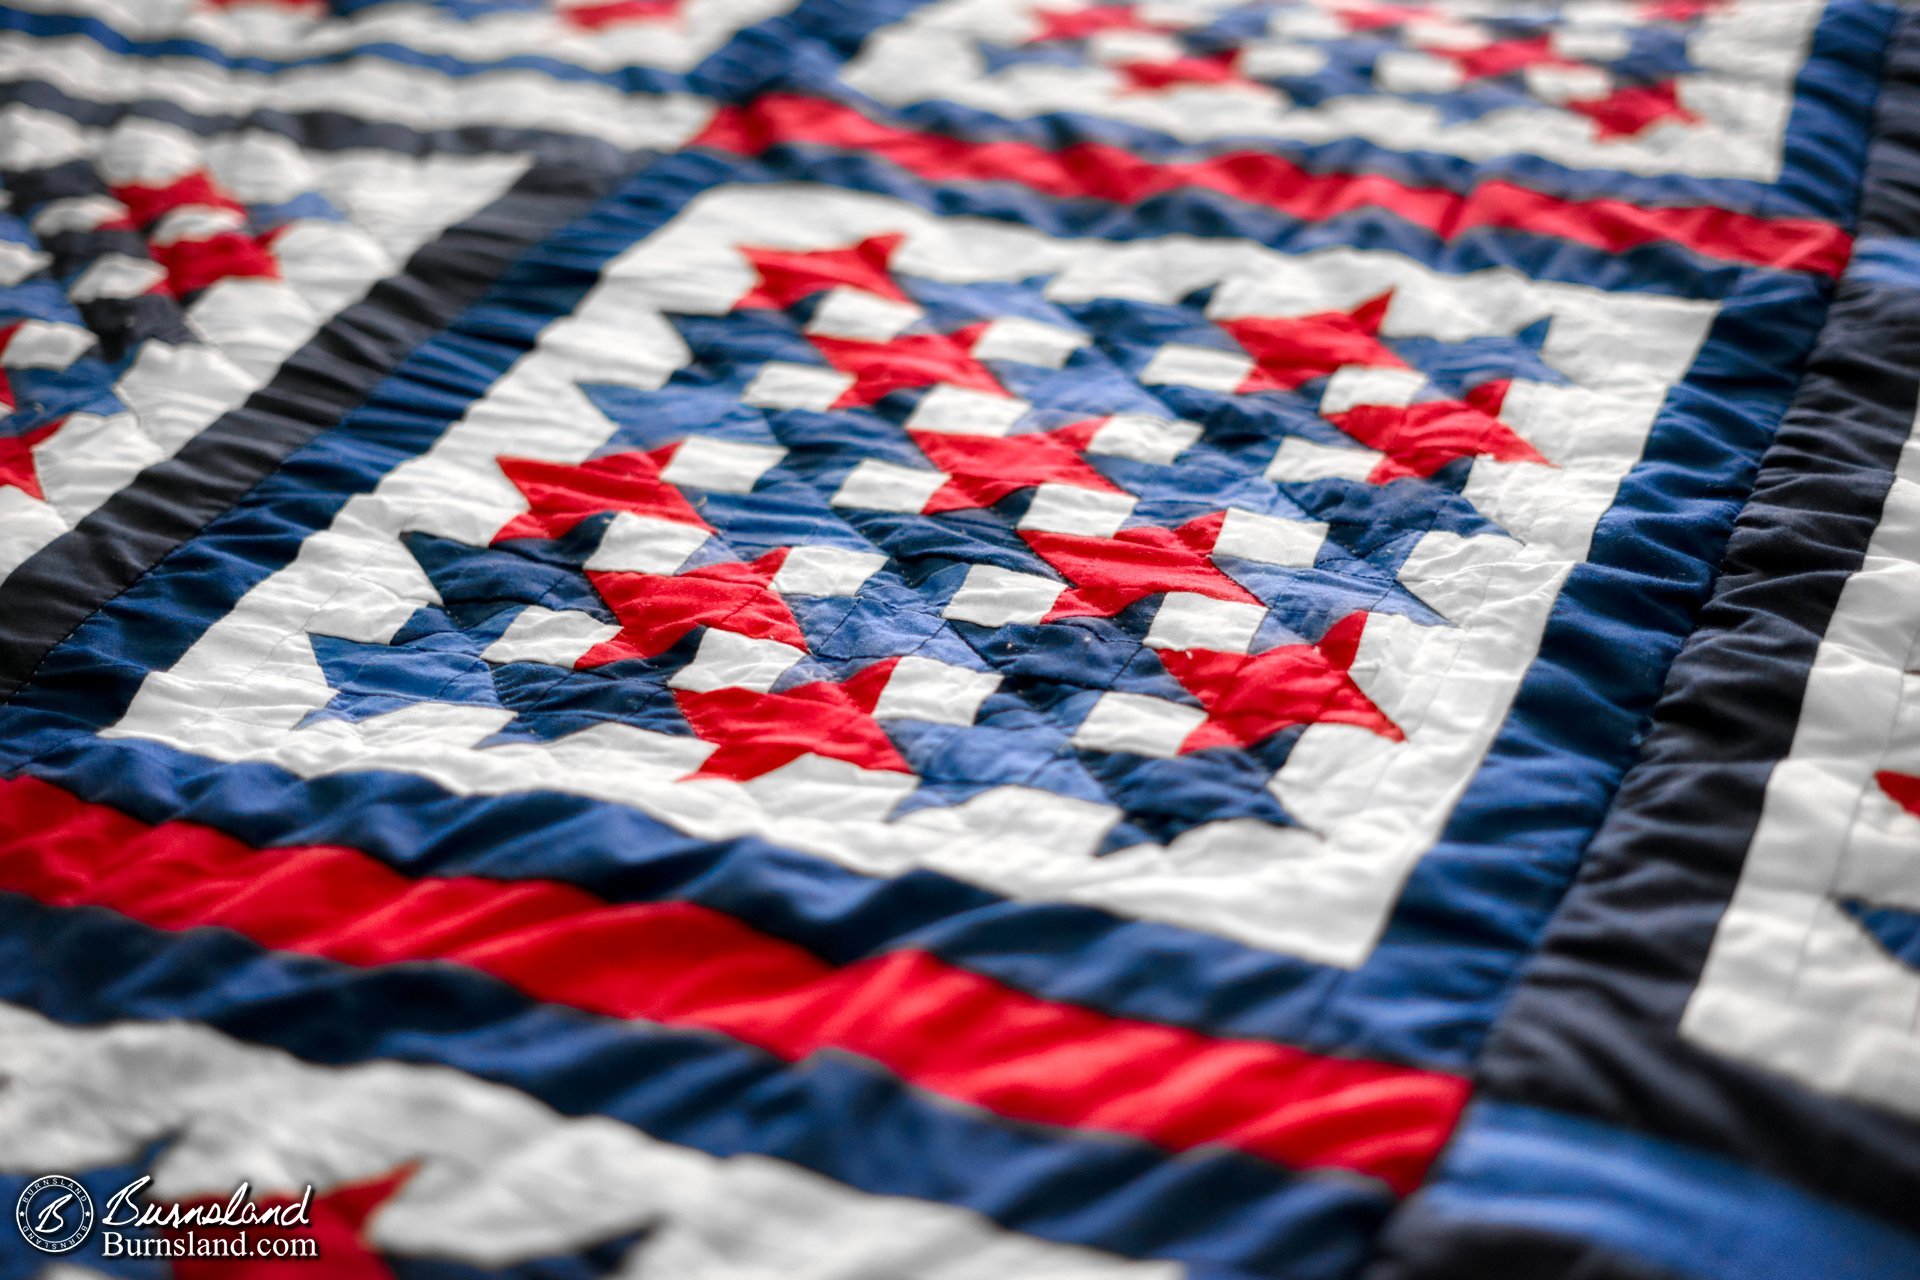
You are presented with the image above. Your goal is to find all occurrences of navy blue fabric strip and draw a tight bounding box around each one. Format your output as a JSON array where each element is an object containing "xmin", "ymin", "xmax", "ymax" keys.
[{"xmin": 1380, "ymin": 1103, "xmax": 1920, "ymax": 1280}]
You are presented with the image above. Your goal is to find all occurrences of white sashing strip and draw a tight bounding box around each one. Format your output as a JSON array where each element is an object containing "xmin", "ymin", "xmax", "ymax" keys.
[{"xmin": 0, "ymin": 1003, "xmax": 1175, "ymax": 1278}]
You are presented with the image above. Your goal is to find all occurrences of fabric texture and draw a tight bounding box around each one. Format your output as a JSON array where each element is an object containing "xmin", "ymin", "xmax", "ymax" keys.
[{"xmin": 0, "ymin": 1, "xmax": 1915, "ymax": 1277}]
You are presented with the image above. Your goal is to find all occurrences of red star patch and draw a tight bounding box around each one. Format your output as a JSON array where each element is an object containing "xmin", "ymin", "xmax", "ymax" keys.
[
  {"xmin": 1878, "ymin": 770, "xmax": 1920, "ymax": 821},
  {"xmin": 1158, "ymin": 612, "xmax": 1403, "ymax": 752},
  {"xmin": 1323, "ymin": 379, "xmax": 1549, "ymax": 482},
  {"xmin": 105, "ymin": 170, "xmax": 278, "ymax": 296},
  {"xmin": 561, "ymin": 0, "xmax": 680, "ymax": 29},
  {"xmin": 1029, "ymin": 3, "xmax": 1161, "ymax": 42},
  {"xmin": 1638, "ymin": 0, "xmax": 1721, "ymax": 21},
  {"xmin": 1569, "ymin": 81, "xmax": 1698, "ymax": 140},
  {"xmin": 737, "ymin": 233, "xmax": 910, "ymax": 311},
  {"xmin": 810, "ymin": 323, "xmax": 1006, "ymax": 409},
  {"xmin": 0, "ymin": 420, "xmax": 63, "ymax": 501},
  {"xmin": 582, "ymin": 549, "xmax": 807, "ymax": 666},
  {"xmin": 1024, "ymin": 511, "xmax": 1260, "ymax": 620},
  {"xmin": 1444, "ymin": 37, "xmax": 1574, "ymax": 83},
  {"xmin": 109, "ymin": 172, "xmax": 247, "ymax": 228},
  {"xmin": 1328, "ymin": 3, "xmax": 1440, "ymax": 32},
  {"xmin": 492, "ymin": 450, "xmax": 711, "ymax": 544},
  {"xmin": 151, "ymin": 232, "xmax": 281, "ymax": 296},
  {"xmin": 1117, "ymin": 50, "xmax": 1246, "ymax": 94},
  {"xmin": 913, "ymin": 418, "xmax": 1121, "ymax": 513},
  {"xmin": 677, "ymin": 659, "xmax": 910, "ymax": 780},
  {"xmin": 1219, "ymin": 293, "xmax": 1404, "ymax": 393}
]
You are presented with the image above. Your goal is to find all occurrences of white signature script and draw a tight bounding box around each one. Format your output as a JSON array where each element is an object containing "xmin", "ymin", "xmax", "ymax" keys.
[{"xmin": 102, "ymin": 1178, "xmax": 312, "ymax": 1231}]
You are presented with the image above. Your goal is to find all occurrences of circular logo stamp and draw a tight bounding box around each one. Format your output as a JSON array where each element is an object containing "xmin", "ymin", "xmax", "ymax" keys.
[{"xmin": 14, "ymin": 1175, "xmax": 95, "ymax": 1254}]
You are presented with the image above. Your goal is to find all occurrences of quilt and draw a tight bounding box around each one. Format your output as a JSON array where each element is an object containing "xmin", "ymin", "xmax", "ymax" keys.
[{"xmin": 0, "ymin": 0, "xmax": 1915, "ymax": 1276}]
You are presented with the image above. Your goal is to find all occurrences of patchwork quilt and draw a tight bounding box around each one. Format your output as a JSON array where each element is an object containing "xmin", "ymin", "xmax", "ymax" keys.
[{"xmin": 0, "ymin": 0, "xmax": 1917, "ymax": 1276}]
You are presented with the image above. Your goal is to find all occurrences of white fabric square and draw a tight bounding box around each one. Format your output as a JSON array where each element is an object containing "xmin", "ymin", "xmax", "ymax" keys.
[
  {"xmin": 904, "ymin": 384, "xmax": 1028, "ymax": 436},
  {"xmin": 1373, "ymin": 51, "xmax": 1465, "ymax": 95},
  {"xmin": 873, "ymin": 656, "xmax": 1002, "ymax": 725},
  {"xmin": 584, "ymin": 511, "xmax": 710, "ymax": 575},
  {"xmin": 1266, "ymin": 8, "xmax": 1346, "ymax": 39},
  {"xmin": 0, "ymin": 240, "xmax": 49, "ymax": 288},
  {"xmin": 69, "ymin": 254, "xmax": 167, "ymax": 303},
  {"xmin": 668, "ymin": 630, "xmax": 806, "ymax": 693},
  {"xmin": 1072, "ymin": 692, "xmax": 1207, "ymax": 757},
  {"xmin": 0, "ymin": 486, "xmax": 67, "ymax": 582},
  {"xmin": 29, "ymin": 194, "xmax": 130, "ymax": 237},
  {"xmin": 1240, "ymin": 41, "xmax": 1330, "ymax": 79},
  {"xmin": 1552, "ymin": 25, "xmax": 1632, "ymax": 62},
  {"xmin": 741, "ymin": 361, "xmax": 854, "ymax": 412},
  {"xmin": 1213, "ymin": 507, "xmax": 1327, "ymax": 567},
  {"xmin": 1134, "ymin": 0, "xmax": 1235, "ymax": 25},
  {"xmin": 660, "ymin": 436, "xmax": 785, "ymax": 493},
  {"xmin": 969, "ymin": 316, "xmax": 1088, "ymax": 369},
  {"xmin": 33, "ymin": 411, "xmax": 162, "ymax": 526},
  {"xmin": 1526, "ymin": 63, "xmax": 1613, "ymax": 105},
  {"xmin": 1086, "ymin": 414, "xmax": 1202, "ymax": 465},
  {"xmin": 480, "ymin": 606, "xmax": 621, "ymax": 668},
  {"xmin": 94, "ymin": 119, "xmax": 200, "ymax": 189},
  {"xmin": 1266, "ymin": 436, "xmax": 1386, "ymax": 484},
  {"xmin": 151, "ymin": 205, "xmax": 249, "ymax": 247},
  {"xmin": 0, "ymin": 320, "xmax": 93, "ymax": 370},
  {"xmin": 1140, "ymin": 343, "xmax": 1252, "ymax": 392},
  {"xmin": 831, "ymin": 459, "xmax": 949, "ymax": 512},
  {"xmin": 943, "ymin": 564, "xmax": 1065, "ymax": 626},
  {"xmin": 805, "ymin": 287, "xmax": 922, "ymax": 341},
  {"xmin": 1561, "ymin": 0, "xmax": 1638, "ymax": 22},
  {"xmin": 1017, "ymin": 484, "xmax": 1136, "ymax": 536},
  {"xmin": 1404, "ymin": 18, "xmax": 1490, "ymax": 50},
  {"xmin": 773, "ymin": 545, "xmax": 888, "ymax": 596},
  {"xmin": 1085, "ymin": 29, "xmax": 1187, "ymax": 63},
  {"xmin": 1318, "ymin": 365, "xmax": 1427, "ymax": 415},
  {"xmin": 1145, "ymin": 593, "xmax": 1266, "ymax": 654}
]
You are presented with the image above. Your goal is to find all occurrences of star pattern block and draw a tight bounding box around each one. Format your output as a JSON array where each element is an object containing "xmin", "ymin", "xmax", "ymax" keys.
[
  {"xmin": 319, "ymin": 223, "xmax": 1587, "ymax": 841},
  {"xmin": 438, "ymin": 233, "xmax": 1459, "ymax": 803}
]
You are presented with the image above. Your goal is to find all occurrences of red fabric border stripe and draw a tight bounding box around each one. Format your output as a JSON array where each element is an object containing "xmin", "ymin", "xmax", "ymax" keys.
[
  {"xmin": 696, "ymin": 95, "xmax": 1851, "ymax": 278},
  {"xmin": 0, "ymin": 773, "xmax": 1468, "ymax": 1193}
]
